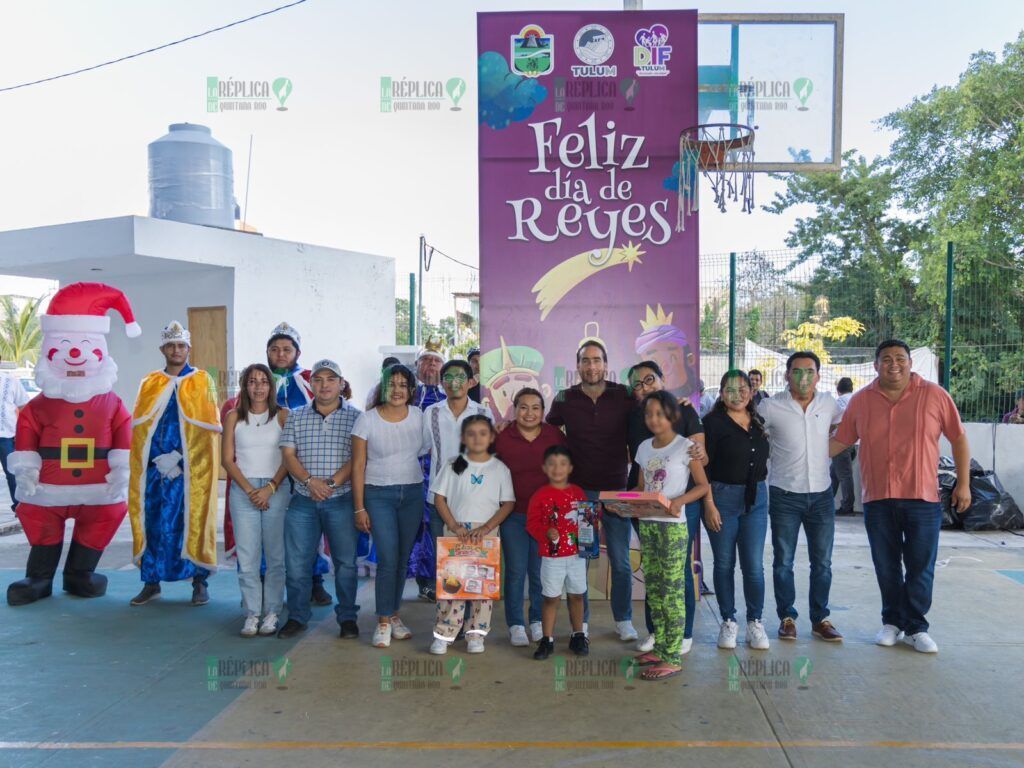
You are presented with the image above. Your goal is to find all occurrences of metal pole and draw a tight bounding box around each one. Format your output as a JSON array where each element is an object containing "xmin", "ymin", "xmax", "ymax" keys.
[
  {"xmin": 943, "ymin": 241, "xmax": 954, "ymax": 392},
  {"xmin": 417, "ymin": 234, "xmax": 425, "ymax": 345},
  {"xmin": 728, "ymin": 252, "xmax": 737, "ymax": 370},
  {"xmin": 408, "ymin": 272, "xmax": 416, "ymax": 345},
  {"xmin": 624, "ymin": 0, "xmax": 642, "ymax": 9}
]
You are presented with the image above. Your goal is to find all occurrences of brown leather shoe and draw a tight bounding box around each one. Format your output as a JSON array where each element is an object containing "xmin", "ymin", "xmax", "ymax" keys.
[
  {"xmin": 778, "ymin": 617, "xmax": 797, "ymax": 641},
  {"xmin": 812, "ymin": 620, "xmax": 843, "ymax": 642}
]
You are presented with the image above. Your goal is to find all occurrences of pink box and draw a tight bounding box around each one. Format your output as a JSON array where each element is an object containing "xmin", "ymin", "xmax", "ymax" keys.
[{"xmin": 599, "ymin": 491, "xmax": 672, "ymax": 518}]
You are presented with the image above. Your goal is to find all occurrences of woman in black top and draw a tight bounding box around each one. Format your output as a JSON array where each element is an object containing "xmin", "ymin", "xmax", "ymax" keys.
[
  {"xmin": 626, "ymin": 361, "xmax": 707, "ymax": 655},
  {"xmin": 702, "ymin": 370, "xmax": 771, "ymax": 652}
]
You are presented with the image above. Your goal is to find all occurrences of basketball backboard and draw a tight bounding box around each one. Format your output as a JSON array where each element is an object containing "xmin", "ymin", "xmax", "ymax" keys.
[{"xmin": 698, "ymin": 13, "xmax": 844, "ymax": 171}]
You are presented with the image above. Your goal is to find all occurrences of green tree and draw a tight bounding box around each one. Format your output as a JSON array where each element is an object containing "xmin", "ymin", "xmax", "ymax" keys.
[{"xmin": 0, "ymin": 295, "xmax": 43, "ymax": 366}]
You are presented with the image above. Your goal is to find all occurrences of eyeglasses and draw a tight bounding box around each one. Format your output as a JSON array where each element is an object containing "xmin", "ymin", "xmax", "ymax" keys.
[
  {"xmin": 630, "ymin": 374, "xmax": 657, "ymax": 390},
  {"xmin": 443, "ymin": 374, "xmax": 468, "ymax": 384}
]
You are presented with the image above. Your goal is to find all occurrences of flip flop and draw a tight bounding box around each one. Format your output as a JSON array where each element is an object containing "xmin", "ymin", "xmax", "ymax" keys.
[
  {"xmin": 640, "ymin": 664, "xmax": 682, "ymax": 681},
  {"xmin": 634, "ymin": 652, "xmax": 662, "ymax": 666}
]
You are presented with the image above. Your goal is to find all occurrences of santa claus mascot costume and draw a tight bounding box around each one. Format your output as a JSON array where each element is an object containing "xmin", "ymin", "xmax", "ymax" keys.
[{"xmin": 6, "ymin": 283, "xmax": 140, "ymax": 606}]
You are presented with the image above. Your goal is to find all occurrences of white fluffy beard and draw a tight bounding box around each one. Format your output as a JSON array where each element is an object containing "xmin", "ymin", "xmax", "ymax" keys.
[{"xmin": 35, "ymin": 357, "xmax": 119, "ymax": 403}]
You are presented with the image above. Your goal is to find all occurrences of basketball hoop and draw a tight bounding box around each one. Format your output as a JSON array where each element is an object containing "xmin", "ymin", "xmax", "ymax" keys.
[{"xmin": 677, "ymin": 123, "xmax": 755, "ymax": 231}]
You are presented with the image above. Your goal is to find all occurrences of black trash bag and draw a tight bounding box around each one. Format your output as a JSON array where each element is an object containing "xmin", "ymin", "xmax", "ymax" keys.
[{"xmin": 938, "ymin": 456, "xmax": 1024, "ymax": 531}]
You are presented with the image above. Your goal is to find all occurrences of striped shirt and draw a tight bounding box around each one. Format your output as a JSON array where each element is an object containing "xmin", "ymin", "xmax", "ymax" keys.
[{"xmin": 279, "ymin": 399, "xmax": 361, "ymax": 497}]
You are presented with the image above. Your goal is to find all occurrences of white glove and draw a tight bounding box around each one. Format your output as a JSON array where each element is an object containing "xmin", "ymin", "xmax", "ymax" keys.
[
  {"xmin": 105, "ymin": 465, "xmax": 130, "ymax": 488},
  {"xmin": 15, "ymin": 470, "xmax": 39, "ymax": 497},
  {"xmin": 152, "ymin": 451, "xmax": 184, "ymax": 479}
]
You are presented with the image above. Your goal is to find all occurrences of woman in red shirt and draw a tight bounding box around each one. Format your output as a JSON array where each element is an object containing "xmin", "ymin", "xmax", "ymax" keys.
[{"xmin": 495, "ymin": 388, "xmax": 567, "ymax": 648}]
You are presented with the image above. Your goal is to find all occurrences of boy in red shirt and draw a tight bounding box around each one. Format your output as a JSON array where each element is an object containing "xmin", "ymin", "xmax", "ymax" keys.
[{"xmin": 527, "ymin": 446, "xmax": 590, "ymax": 659}]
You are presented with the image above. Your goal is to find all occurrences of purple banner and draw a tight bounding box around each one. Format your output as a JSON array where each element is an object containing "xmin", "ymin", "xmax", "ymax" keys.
[{"xmin": 478, "ymin": 10, "xmax": 699, "ymax": 420}]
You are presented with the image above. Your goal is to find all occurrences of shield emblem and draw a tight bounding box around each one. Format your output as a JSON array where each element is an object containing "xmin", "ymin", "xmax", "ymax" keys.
[{"xmin": 511, "ymin": 25, "xmax": 554, "ymax": 77}]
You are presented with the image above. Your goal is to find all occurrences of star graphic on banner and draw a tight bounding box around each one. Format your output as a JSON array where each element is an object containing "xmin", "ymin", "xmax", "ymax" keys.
[{"xmin": 620, "ymin": 241, "xmax": 645, "ymax": 271}]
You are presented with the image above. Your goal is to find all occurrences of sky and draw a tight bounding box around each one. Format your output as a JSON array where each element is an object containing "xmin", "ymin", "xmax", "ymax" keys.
[{"xmin": 1, "ymin": 0, "xmax": 1022, "ymax": 317}]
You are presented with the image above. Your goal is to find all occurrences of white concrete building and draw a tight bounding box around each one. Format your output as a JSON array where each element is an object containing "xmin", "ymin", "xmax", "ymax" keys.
[{"xmin": 0, "ymin": 215, "xmax": 394, "ymax": 407}]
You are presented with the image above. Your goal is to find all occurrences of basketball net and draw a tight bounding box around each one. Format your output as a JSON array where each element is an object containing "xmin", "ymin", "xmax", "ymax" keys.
[{"xmin": 677, "ymin": 124, "xmax": 755, "ymax": 231}]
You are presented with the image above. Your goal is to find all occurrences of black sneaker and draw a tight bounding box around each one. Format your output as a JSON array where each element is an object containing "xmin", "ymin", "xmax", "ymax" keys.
[
  {"xmin": 533, "ymin": 637, "xmax": 555, "ymax": 660},
  {"xmin": 418, "ymin": 584, "xmax": 436, "ymax": 602},
  {"xmin": 569, "ymin": 631, "xmax": 590, "ymax": 656},
  {"xmin": 130, "ymin": 582, "xmax": 161, "ymax": 606},
  {"xmin": 277, "ymin": 619, "xmax": 307, "ymax": 639},
  {"xmin": 311, "ymin": 582, "xmax": 334, "ymax": 606},
  {"xmin": 339, "ymin": 619, "xmax": 360, "ymax": 639},
  {"xmin": 191, "ymin": 581, "xmax": 209, "ymax": 606}
]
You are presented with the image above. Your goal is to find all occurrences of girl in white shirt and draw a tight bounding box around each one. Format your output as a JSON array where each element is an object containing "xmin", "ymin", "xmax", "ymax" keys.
[
  {"xmin": 633, "ymin": 391, "xmax": 710, "ymax": 680},
  {"xmin": 429, "ymin": 415, "xmax": 515, "ymax": 655}
]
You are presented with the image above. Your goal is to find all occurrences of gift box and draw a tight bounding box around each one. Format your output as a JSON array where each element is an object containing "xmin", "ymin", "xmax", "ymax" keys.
[
  {"xmin": 435, "ymin": 536, "xmax": 502, "ymax": 600},
  {"xmin": 599, "ymin": 491, "xmax": 672, "ymax": 518}
]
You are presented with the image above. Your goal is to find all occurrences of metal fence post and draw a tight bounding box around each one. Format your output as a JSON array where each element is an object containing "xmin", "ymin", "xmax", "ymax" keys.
[
  {"xmin": 944, "ymin": 241, "xmax": 954, "ymax": 392},
  {"xmin": 728, "ymin": 252, "xmax": 737, "ymax": 370},
  {"xmin": 408, "ymin": 272, "xmax": 416, "ymax": 345}
]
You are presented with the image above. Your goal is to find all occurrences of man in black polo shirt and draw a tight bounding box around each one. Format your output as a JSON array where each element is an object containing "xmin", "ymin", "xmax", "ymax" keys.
[{"xmin": 547, "ymin": 341, "xmax": 637, "ymax": 641}]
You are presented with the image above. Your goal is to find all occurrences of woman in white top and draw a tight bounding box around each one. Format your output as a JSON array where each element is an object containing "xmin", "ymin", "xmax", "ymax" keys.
[
  {"xmin": 632, "ymin": 390, "xmax": 710, "ymax": 681},
  {"xmin": 222, "ymin": 364, "xmax": 290, "ymax": 638},
  {"xmin": 352, "ymin": 364, "xmax": 426, "ymax": 648}
]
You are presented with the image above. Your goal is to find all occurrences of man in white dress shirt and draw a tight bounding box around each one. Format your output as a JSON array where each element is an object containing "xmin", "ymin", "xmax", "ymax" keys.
[{"xmin": 758, "ymin": 352, "xmax": 844, "ymax": 643}]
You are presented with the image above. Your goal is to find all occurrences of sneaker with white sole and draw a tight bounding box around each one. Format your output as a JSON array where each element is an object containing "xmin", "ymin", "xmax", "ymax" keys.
[
  {"xmin": 529, "ymin": 622, "xmax": 543, "ymax": 642},
  {"xmin": 509, "ymin": 625, "xmax": 529, "ymax": 647},
  {"xmin": 240, "ymin": 615, "xmax": 259, "ymax": 637},
  {"xmin": 637, "ymin": 634, "xmax": 655, "ymax": 653},
  {"xmin": 429, "ymin": 638, "xmax": 449, "ymax": 655},
  {"xmin": 875, "ymin": 624, "xmax": 904, "ymax": 647},
  {"xmin": 616, "ymin": 620, "xmax": 639, "ymax": 642},
  {"xmin": 259, "ymin": 613, "xmax": 279, "ymax": 636},
  {"xmin": 389, "ymin": 617, "xmax": 412, "ymax": 640},
  {"xmin": 372, "ymin": 622, "xmax": 392, "ymax": 648},
  {"xmin": 902, "ymin": 631, "xmax": 938, "ymax": 654},
  {"xmin": 467, "ymin": 636, "xmax": 485, "ymax": 653},
  {"xmin": 747, "ymin": 619, "xmax": 770, "ymax": 650},
  {"xmin": 681, "ymin": 637, "xmax": 693, "ymax": 655},
  {"xmin": 718, "ymin": 619, "xmax": 739, "ymax": 649}
]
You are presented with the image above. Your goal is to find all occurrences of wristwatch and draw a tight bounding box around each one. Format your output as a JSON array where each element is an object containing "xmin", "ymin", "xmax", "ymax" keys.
[
  {"xmin": 301, "ymin": 476, "xmax": 313, "ymax": 488},
  {"xmin": 326, "ymin": 479, "xmax": 337, "ymax": 489}
]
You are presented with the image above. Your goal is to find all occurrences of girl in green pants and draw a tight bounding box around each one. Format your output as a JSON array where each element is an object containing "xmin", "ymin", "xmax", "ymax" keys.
[{"xmin": 632, "ymin": 391, "xmax": 710, "ymax": 681}]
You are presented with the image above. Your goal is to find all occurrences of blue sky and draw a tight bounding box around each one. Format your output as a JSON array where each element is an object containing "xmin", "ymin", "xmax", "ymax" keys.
[{"xmin": 1, "ymin": 0, "xmax": 1021, "ymax": 315}]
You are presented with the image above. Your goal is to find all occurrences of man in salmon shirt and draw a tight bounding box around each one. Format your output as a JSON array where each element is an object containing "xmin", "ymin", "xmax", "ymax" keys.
[{"xmin": 830, "ymin": 339, "xmax": 971, "ymax": 654}]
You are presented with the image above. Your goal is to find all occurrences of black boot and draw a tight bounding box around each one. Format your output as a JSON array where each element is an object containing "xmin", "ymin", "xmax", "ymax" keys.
[
  {"xmin": 7, "ymin": 543, "xmax": 63, "ymax": 606},
  {"xmin": 62, "ymin": 540, "xmax": 108, "ymax": 598}
]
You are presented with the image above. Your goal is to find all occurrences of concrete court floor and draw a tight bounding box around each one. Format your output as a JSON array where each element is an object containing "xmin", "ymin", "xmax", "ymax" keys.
[{"xmin": 1, "ymin": 510, "xmax": 1023, "ymax": 768}]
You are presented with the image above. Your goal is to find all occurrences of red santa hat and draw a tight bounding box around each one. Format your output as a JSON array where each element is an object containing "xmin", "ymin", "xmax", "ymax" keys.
[{"xmin": 40, "ymin": 282, "xmax": 142, "ymax": 338}]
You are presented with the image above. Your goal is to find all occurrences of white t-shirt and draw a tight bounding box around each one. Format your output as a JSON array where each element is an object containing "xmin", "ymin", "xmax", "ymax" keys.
[
  {"xmin": 352, "ymin": 407, "xmax": 426, "ymax": 486},
  {"xmin": 429, "ymin": 456, "xmax": 514, "ymax": 526},
  {"xmin": 635, "ymin": 434, "xmax": 693, "ymax": 524}
]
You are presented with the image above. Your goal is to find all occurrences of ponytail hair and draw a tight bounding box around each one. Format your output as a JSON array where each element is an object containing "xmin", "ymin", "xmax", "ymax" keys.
[{"xmin": 451, "ymin": 414, "xmax": 496, "ymax": 475}]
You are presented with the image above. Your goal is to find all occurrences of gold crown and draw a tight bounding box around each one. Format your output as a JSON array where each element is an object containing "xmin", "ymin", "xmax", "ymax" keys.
[{"xmin": 640, "ymin": 304, "xmax": 673, "ymax": 331}]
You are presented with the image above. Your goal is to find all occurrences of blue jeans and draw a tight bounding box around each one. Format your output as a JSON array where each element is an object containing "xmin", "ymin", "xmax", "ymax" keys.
[
  {"xmin": 706, "ymin": 481, "xmax": 768, "ymax": 622},
  {"xmin": 0, "ymin": 436, "xmax": 16, "ymax": 510},
  {"xmin": 500, "ymin": 512, "xmax": 543, "ymax": 627},
  {"xmin": 638, "ymin": 501, "xmax": 702, "ymax": 638},
  {"xmin": 365, "ymin": 483, "xmax": 423, "ymax": 617},
  {"xmin": 863, "ymin": 499, "xmax": 942, "ymax": 634},
  {"xmin": 230, "ymin": 478, "xmax": 289, "ymax": 617},
  {"xmin": 285, "ymin": 492, "xmax": 359, "ymax": 626},
  {"xmin": 769, "ymin": 487, "xmax": 835, "ymax": 624},
  {"xmin": 427, "ymin": 502, "xmax": 445, "ymax": 540},
  {"xmin": 581, "ymin": 489, "xmax": 633, "ymax": 624}
]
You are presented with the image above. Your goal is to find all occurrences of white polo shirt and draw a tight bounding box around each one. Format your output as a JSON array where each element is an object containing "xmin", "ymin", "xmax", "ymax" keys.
[
  {"xmin": 758, "ymin": 389, "xmax": 841, "ymax": 494},
  {"xmin": 422, "ymin": 398, "xmax": 491, "ymax": 504}
]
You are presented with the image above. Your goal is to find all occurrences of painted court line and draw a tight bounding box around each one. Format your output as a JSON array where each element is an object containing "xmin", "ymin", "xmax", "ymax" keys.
[{"xmin": 1, "ymin": 740, "xmax": 1023, "ymax": 752}]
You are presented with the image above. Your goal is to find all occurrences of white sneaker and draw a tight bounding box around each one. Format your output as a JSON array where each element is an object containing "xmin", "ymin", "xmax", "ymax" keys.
[
  {"xmin": 240, "ymin": 615, "xmax": 259, "ymax": 637},
  {"xmin": 467, "ymin": 635, "xmax": 485, "ymax": 653},
  {"xmin": 389, "ymin": 617, "xmax": 412, "ymax": 640},
  {"xmin": 509, "ymin": 625, "xmax": 529, "ymax": 647},
  {"xmin": 258, "ymin": 613, "xmax": 279, "ymax": 636},
  {"xmin": 681, "ymin": 637, "xmax": 693, "ymax": 655},
  {"xmin": 429, "ymin": 638, "xmax": 449, "ymax": 655},
  {"xmin": 718, "ymin": 619, "xmax": 739, "ymax": 649},
  {"xmin": 875, "ymin": 624, "xmax": 904, "ymax": 647},
  {"xmin": 616, "ymin": 620, "xmax": 639, "ymax": 642},
  {"xmin": 529, "ymin": 622, "xmax": 543, "ymax": 642},
  {"xmin": 747, "ymin": 620, "xmax": 770, "ymax": 650},
  {"xmin": 637, "ymin": 634, "xmax": 655, "ymax": 653},
  {"xmin": 372, "ymin": 622, "xmax": 392, "ymax": 648},
  {"xmin": 902, "ymin": 631, "xmax": 938, "ymax": 654}
]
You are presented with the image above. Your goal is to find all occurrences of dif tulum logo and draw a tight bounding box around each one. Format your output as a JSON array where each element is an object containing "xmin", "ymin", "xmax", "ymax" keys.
[
  {"xmin": 207, "ymin": 77, "xmax": 292, "ymax": 112},
  {"xmin": 633, "ymin": 24, "xmax": 672, "ymax": 77},
  {"xmin": 572, "ymin": 24, "xmax": 616, "ymax": 78}
]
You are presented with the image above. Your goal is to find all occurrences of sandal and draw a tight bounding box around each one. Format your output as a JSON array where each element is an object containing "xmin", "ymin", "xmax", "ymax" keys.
[
  {"xmin": 634, "ymin": 652, "xmax": 662, "ymax": 666},
  {"xmin": 640, "ymin": 663, "xmax": 682, "ymax": 681}
]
